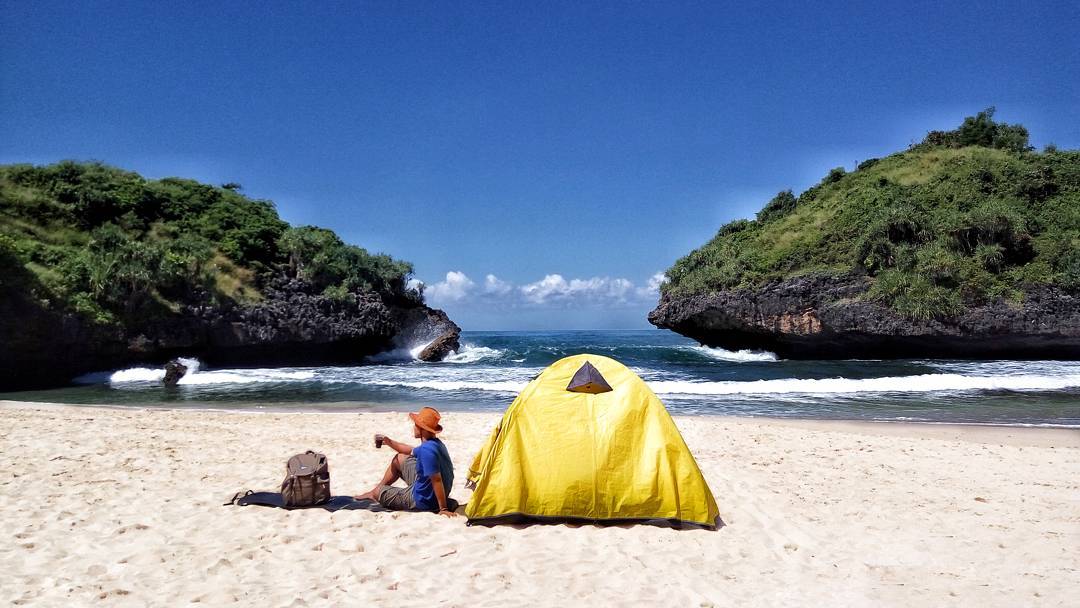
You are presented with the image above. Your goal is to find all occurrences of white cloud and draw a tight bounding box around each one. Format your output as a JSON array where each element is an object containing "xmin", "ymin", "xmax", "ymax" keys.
[
  {"xmin": 520, "ymin": 274, "xmax": 569, "ymax": 304},
  {"xmin": 483, "ymin": 274, "xmax": 513, "ymax": 296},
  {"xmin": 423, "ymin": 270, "xmax": 664, "ymax": 309},
  {"xmin": 519, "ymin": 274, "xmax": 639, "ymax": 305},
  {"xmin": 425, "ymin": 271, "xmax": 475, "ymax": 302},
  {"xmin": 639, "ymin": 272, "xmax": 668, "ymax": 297}
]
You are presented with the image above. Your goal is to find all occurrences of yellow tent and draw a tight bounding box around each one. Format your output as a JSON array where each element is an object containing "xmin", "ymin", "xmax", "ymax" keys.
[{"xmin": 465, "ymin": 354, "xmax": 720, "ymax": 528}]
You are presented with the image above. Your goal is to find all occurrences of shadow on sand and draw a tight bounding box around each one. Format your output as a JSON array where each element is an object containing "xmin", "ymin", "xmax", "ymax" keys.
[{"xmin": 224, "ymin": 491, "xmax": 392, "ymax": 512}]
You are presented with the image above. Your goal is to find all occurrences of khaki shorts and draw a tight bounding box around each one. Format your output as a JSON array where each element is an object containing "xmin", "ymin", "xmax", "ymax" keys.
[{"xmin": 376, "ymin": 455, "xmax": 418, "ymax": 511}]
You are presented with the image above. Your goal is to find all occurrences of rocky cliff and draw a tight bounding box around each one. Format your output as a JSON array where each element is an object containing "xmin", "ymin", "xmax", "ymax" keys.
[
  {"xmin": 0, "ymin": 275, "xmax": 459, "ymax": 390},
  {"xmin": 649, "ymin": 273, "xmax": 1080, "ymax": 359},
  {"xmin": 650, "ymin": 112, "xmax": 1080, "ymax": 359},
  {"xmin": 0, "ymin": 161, "xmax": 462, "ymax": 390}
]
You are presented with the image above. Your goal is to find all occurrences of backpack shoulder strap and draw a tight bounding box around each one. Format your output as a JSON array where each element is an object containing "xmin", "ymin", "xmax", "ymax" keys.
[{"xmin": 223, "ymin": 490, "xmax": 254, "ymax": 506}]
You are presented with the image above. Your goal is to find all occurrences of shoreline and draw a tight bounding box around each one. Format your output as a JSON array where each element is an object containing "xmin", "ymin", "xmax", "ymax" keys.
[{"xmin": 3, "ymin": 399, "xmax": 1078, "ymax": 447}]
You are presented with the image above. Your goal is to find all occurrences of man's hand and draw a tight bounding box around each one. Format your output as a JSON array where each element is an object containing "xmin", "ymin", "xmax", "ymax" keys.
[{"xmin": 438, "ymin": 509, "xmax": 459, "ymax": 518}]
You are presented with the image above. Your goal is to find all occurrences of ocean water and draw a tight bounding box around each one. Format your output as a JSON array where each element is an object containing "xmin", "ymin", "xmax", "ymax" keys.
[{"xmin": 3, "ymin": 330, "xmax": 1079, "ymax": 427}]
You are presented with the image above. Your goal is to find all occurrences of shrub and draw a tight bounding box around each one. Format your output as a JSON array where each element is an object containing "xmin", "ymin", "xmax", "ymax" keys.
[
  {"xmin": 278, "ymin": 226, "xmax": 414, "ymax": 299},
  {"xmin": 855, "ymin": 236, "xmax": 894, "ymax": 274},
  {"xmin": 1014, "ymin": 165, "xmax": 1059, "ymax": 203},
  {"xmin": 158, "ymin": 234, "xmax": 214, "ymax": 297},
  {"xmin": 948, "ymin": 200, "xmax": 1029, "ymax": 256},
  {"xmin": 869, "ymin": 270, "xmax": 963, "ymax": 320},
  {"xmin": 1060, "ymin": 249, "xmax": 1080, "ymax": 291},
  {"xmin": 915, "ymin": 242, "xmax": 960, "ymax": 285},
  {"xmin": 322, "ymin": 284, "xmax": 352, "ymax": 303},
  {"xmin": 975, "ymin": 243, "xmax": 1005, "ymax": 272},
  {"xmin": 194, "ymin": 195, "xmax": 287, "ymax": 266},
  {"xmin": 756, "ymin": 190, "xmax": 797, "ymax": 222},
  {"xmin": 916, "ymin": 107, "xmax": 1030, "ymax": 153},
  {"xmin": 825, "ymin": 167, "xmax": 847, "ymax": 184},
  {"xmin": 716, "ymin": 218, "xmax": 753, "ymax": 237}
]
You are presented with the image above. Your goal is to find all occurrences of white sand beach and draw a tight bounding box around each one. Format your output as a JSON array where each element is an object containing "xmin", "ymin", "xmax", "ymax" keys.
[{"xmin": 1, "ymin": 400, "xmax": 1078, "ymax": 607}]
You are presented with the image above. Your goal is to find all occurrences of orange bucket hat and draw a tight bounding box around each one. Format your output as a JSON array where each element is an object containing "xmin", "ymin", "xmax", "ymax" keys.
[{"xmin": 409, "ymin": 406, "xmax": 443, "ymax": 434}]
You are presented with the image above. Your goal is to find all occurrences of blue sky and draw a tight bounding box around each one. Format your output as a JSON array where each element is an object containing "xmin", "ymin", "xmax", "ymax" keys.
[{"xmin": 2, "ymin": 1, "xmax": 1078, "ymax": 329}]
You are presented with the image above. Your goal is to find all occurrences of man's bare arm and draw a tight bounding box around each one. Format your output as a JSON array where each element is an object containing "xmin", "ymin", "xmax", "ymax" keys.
[
  {"xmin": 381, "ymin": 437, "xmax": 415, "ymax": 455},
  {"xmin": 430, "ymin": 473, "xmax": 457, "ymax": 517}
]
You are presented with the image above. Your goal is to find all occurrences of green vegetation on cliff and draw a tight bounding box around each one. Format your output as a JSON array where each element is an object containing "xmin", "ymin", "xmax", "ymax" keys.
[
  {"xmin": 664, "ymin": 109, "xmax": 1080, "ymax": 319},
  {"xmin": 0, "ymin": 162, "xmax": 419, "ymax": 325}
]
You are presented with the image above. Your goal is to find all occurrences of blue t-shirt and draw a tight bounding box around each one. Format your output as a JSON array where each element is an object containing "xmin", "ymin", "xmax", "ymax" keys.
[{"xmin": 412, "ymin": 438, "xmax": 454, "ymax": 511}]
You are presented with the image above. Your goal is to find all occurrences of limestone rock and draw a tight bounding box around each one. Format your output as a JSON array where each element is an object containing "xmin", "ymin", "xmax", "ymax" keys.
[
  {"xmin": 163, "ymin": 359, "xmax": 188, "ymax": 386},
  {"xmin": 416, "ymin": 330, "xmax": 461, "ymax": 362},
  {"xmin": 0, "ymin": 275, "xmax": 461, "ymax": 390},
  {"xmin": 648, "ymin": 273, "xmax": 1080, "ymax": 359}
]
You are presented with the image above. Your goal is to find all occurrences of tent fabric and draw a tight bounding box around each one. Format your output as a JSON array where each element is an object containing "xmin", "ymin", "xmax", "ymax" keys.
[
  {"xmin": 465, "ymin": 354, "xmax": 720, "ymax": 528},
  {"xmin": 566, "ymin": 360, "xmax": 613, "ymax": 394}
]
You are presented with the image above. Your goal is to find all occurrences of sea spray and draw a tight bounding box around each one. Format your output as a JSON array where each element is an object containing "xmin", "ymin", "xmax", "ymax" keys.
[
  {"xmin": 684, "ymin": 345, "xmax": 778, "ymax": 362},
  {"xmin": 365, "ymin": 341, "xmax": 506, "ymax": 364},
  {"xmin": 443, "ymin": 344, "xmax": 505, "ymax": 364}
]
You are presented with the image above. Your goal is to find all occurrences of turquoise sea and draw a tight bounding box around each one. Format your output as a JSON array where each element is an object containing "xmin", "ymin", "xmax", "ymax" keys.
[{"xmin": 3, "ymin": 330, "xmax": 1079, "ymax": 427}]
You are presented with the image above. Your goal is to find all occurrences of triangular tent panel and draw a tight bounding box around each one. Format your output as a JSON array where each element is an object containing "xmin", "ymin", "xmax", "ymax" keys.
[
  {"xmin": 566, "ymin": 360, "xmax": 613, "ymax": 394},
  {"xmin": 465, "ymin": 354, "xmax": 720, "ymax": 528}
]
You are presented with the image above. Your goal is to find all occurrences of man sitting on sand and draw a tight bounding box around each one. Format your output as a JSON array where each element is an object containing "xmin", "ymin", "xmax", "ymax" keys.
[{"xmin": 355, "ymin": 407, "xmax": 457, "ymax": 517}]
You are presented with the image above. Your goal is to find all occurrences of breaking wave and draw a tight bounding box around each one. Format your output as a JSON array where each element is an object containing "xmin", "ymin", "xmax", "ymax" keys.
[
  {"xmin": 365, "ymin": 342, "xmax": 506, "ymax": 364},
  {"xmin": 53, "ymin": 331, "xmax": 1079, "ymax": 426},
  {"xmin": 367, "ymin": 379, "xmax": 528, "ymax": 393},
  {"xmin": 684, "ymin": 345, "xmax": 778, "ymax": 362},
  {"xmin": 363, "ymin": 372, "xmax": 1080, "ymax": 397},
  {"xmin": 79, "ymin": 357, "xmax": 1080, "ymax": 397},
  {"xmin": 443, "ymin": 344, "xmax": 505, "ymax": 364},
  {"xmin": 78, "ymin": 359, "xmax": 316, "ymax": 386},
  {"xmin": 363, "ymin": 343, "xmax": 427, "ymax": 363},
  {"xmin": 648, "ymin": 373, "xmax": 1080, "ymax": 396}
]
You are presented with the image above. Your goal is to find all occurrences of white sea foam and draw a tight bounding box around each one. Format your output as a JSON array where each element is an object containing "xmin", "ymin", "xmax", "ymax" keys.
[
  {"xmin": 169, "ymin": 369, "xmax": 315, "ymax": 385},
  {"xmin": 364, "ymin": 345, "xmax": 426, "ymax": 364},
  {"xmin": 105, "ymin": 367, "xmax": 167, "ymax": 383},
  {"xmin": 73, "ymin": 345, "xmax": 1080, "ymax": 404},
  {"xmin": 364, "ymin": 341, "xmax": 506, "ymax": 364},
  {"xmin": 90, "ymin": 357, "xmax": 202, "ymax": 384},
  {"xmin": 98, "ymin": 359, "xmax": 314, "ymax": 386},
  {"xmin": 356, "ymin": 371, "xmax": 1080, "ymax": 397},
  {"xmin": 686, "ymin": 345, "xmax": 778, "ymax": 362},
  {"xmin": 443, "ymin": 344, "xmax": 505, "ymax": 364},
  {"xmin": 308, "ymin": 362, "xmax": 540, "ymax": 389},
  {"xmin": 367, "ymin": 379, "xmax": 528, "ymax": 393},
  {"xmin": 408, "ymin": 341, "xmax": 431, "ymax": 360},
  {"xmin": 648, "ymin": 373, "xmax": 1080, "ymax": 396}
]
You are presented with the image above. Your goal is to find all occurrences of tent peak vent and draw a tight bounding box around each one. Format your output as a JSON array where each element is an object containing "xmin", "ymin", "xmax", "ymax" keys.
[{"xmin": 566, "ymin": 361, "xmax": 612, "ymax": 394}]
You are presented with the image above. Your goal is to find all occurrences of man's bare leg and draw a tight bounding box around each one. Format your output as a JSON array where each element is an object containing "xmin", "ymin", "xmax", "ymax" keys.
[{"xmin": 355, "ymin": 453, "xmax": 407, "ymax": 501}]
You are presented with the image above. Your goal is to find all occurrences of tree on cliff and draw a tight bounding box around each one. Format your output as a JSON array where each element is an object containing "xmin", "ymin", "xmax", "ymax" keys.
[
  {"xmin": 0, "ymin": 161, "xmax": 422, "ymax": 327},
  {"xmin": 916, "ymin": 107, "xmax": 1031, "ymax": 153},
  {"xmin": 278, "ymin": 225, "xmax": 414, "ymax": 300}
]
